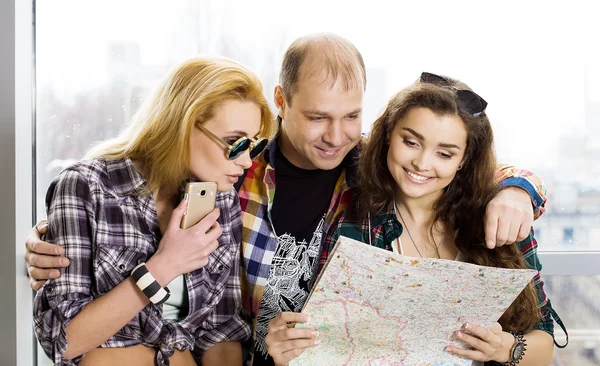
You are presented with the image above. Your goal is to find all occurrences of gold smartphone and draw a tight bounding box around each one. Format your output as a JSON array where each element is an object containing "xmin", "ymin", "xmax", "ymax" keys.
[{"xmin": 180, "ymin": 182, "xmax": 217, "ymax": 229}]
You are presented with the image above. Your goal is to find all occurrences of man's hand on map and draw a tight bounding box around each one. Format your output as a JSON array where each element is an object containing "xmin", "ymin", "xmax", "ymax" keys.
[
  {"xmin": 444, "ymin": 322, "xmax": 514, "ymax": 363},
  {"xmin": 265, "ymin": 312, "xmax": 320, "ymax": 366},
  {"xmin": 484, "ymin": 187, "xmax": 534, "ymax": 249}
]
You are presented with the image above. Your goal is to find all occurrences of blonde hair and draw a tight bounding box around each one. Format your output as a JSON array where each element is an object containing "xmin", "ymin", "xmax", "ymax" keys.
[
  {"xmin": 279, "ymin": 33, "xmax": 366, "ymax": 104},
  {"xmin": 86, "ymin": 56, "xmax": 276, "ymax": 194}
]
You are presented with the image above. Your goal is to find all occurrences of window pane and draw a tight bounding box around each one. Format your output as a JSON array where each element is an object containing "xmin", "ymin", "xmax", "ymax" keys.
[{"xmin": 546, "ymin": 275, "xmax": 600, "ymax": 365}]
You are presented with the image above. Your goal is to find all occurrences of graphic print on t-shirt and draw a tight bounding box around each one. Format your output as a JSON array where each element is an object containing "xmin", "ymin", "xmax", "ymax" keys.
[{"xmin": 254, "ymin": 217, "xmax": 324, "ymax": 358}]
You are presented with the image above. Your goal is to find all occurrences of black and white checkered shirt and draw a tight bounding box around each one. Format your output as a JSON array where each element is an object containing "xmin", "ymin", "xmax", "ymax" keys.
[{"xmin": 33, "ymin": 158, "xmax": 250, "ymax": 365}]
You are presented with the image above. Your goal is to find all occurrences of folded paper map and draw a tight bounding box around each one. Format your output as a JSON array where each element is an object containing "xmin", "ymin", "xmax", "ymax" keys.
[{"xmin": 291, "ymin": 235, "xmax": 537, "ymax": 366}]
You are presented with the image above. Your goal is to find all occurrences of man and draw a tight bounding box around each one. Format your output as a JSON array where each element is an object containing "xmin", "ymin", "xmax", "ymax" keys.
[{"xmin": 25, "ymin": 33, "xmax": 547, "ymax": 366}]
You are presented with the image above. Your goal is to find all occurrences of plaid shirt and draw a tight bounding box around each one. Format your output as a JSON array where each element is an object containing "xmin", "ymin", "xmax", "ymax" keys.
[
  {"xmin": 237, "ymin": 138, "xmax": 548, "ymax": 343},
  {"xmin": 33, "ymin": 158, "xmax": 250, "ymax": 365}
]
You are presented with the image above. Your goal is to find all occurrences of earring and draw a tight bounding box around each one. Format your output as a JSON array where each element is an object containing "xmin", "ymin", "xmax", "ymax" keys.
[{"xmin": 457, "ymin": 164, "xmax": 463, "ymax": 170}]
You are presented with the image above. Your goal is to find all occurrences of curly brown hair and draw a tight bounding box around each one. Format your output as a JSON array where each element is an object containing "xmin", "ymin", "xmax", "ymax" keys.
[{"xmin": 355, "ymin": 76, "xmax": 540, "ymax": 333}]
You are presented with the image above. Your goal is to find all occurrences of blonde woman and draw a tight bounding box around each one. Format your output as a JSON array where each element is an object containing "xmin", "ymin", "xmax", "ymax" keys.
[{"xmin": 33, "ymin": 56, "xmax": 276, "ymax": 366}]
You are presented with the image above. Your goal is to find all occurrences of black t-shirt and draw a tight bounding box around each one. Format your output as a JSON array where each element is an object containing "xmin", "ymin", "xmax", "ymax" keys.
[
  {"xmin": 252, "ymin": 145, "xmax": 342, "ymax": 365},
  {"xmin": 271, "ymin": 147, "xmax": 342, "ymax": 242}
]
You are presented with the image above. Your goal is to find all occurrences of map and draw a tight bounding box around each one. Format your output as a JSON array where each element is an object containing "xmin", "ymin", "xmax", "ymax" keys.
[{"xmin": 290, "ymin": 236, "xmax": 537, "ymax": 366}]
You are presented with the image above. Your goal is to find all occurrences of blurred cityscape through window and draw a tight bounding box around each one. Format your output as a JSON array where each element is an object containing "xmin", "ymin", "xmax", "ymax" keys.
[{"xmin": 35, "ymin": 1, "xmax": 600, "ymax": 364}]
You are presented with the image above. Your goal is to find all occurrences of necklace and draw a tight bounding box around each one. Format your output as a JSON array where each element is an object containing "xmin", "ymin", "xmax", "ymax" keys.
[{"xmin": 394, "ymin": 200, "xmax": 443, "ymax": 259}]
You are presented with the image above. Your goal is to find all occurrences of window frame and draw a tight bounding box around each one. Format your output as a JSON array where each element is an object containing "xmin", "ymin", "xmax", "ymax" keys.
[
  {"xmin": 5, "ymin": 0, "xmax": 36, "ymax": 365},
  {"xmin": 539, "ymin": 252, "xmax": 600, "ymax": 275}
]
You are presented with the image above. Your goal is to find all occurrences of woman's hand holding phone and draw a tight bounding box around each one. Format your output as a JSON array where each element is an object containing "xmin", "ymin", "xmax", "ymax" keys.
[{"xmin": 146, "ymin": 196, "xmax": 222, "ymax": 287}]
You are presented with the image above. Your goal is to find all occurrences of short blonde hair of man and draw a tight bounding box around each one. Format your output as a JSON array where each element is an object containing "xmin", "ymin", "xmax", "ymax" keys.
[
  {"xmin": 86, "ymin": 56, "xmax": 277, "ymax": 194},
  {"xmin": 279, "ymin": 33, "xmax": 367, "ymax": 104}
]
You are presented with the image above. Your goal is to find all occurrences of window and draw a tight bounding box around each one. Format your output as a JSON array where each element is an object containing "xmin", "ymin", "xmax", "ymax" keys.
[
  {"xmin": 29, "ymin": 1, "xmax": 599, "ymax": 364},
  {"xmin": 545, "ymin": 275, "xmax": 600, "ymax": 365}
]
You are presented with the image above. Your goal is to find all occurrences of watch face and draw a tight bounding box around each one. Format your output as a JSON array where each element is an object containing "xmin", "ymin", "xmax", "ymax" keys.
[{"xmin": 512, "ymin": 342, "xmax": 525, "ymax": 359}]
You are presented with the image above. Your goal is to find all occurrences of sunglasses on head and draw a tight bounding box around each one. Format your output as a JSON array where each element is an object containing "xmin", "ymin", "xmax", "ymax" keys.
[
  {"xmin": 197, "ymin": 124, "xmax": 268, "ymax": 160},
  {"xmin": 420, "ymin": 72, "xmax": 488, "ymax": 117}
]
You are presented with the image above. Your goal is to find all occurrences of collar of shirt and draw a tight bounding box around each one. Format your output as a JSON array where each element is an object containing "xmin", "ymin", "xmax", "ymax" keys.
[
  {"xmin": 324, "ymin": 202, "xmax": 402, "ymax": 256},
  {"xmin": 105, "ymin": 157, "xmax": 147, "ymax": 197}
]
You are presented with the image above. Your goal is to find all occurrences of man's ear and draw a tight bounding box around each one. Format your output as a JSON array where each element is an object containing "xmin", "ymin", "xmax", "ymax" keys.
[{"xmin": 274, "ymin": 85, "xmax": 286, "ymax": 120}]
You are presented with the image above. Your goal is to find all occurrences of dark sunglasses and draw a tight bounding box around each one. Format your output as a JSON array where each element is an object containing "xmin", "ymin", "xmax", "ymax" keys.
[
  {"xmin": 420, "ymin": 72, "xmax": 488, "ymax": 116},
  {"xmin": 197, "ymin": 124, "xmax": 268, "ymax": 160}
]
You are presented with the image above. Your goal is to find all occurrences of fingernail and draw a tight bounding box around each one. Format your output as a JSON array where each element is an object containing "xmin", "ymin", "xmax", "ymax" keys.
[
  {"xmin": 312, "ymin": 331, "xmax": 319, "ymax": 337},
  {"xmin": 486, "ymin": 240, "xmax": 494, "ymax": 248},
  {"xmin": 463, "ymin": 323, "xmax": 469, "ymax": 330},
  {"xmin": 445, "ymin": 346, "xmax": 452, "ymax": 352},
  {"xmin": 38, "ymin": 222, "xmax": 48, "ymax": 230},
  {"xmin": 60, "ymin": 257, "xmax": 70, "ymax": 266},
  {"xmin": 302, "ymin": 315, "xmax": 310, "ymax": 322},
  {"xmin": 50, "ymin": 270, "xmax": 60, "ymax": 279},
  {"xmin": 314, "ymin": 339, "xmax": 320, "ymax": 345},
  {"xmin": 184, "ymin": 193, "xmax": 189, "ymax": 202},
  {"xmin": 455, "ymin": 331, "xmax": 462, "ymax": 338}
]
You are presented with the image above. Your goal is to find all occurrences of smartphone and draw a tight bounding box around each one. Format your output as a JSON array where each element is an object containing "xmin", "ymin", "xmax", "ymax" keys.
[{"xmin": 180, "ymin": 182, "xmax": 217, "ymax": 229}]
